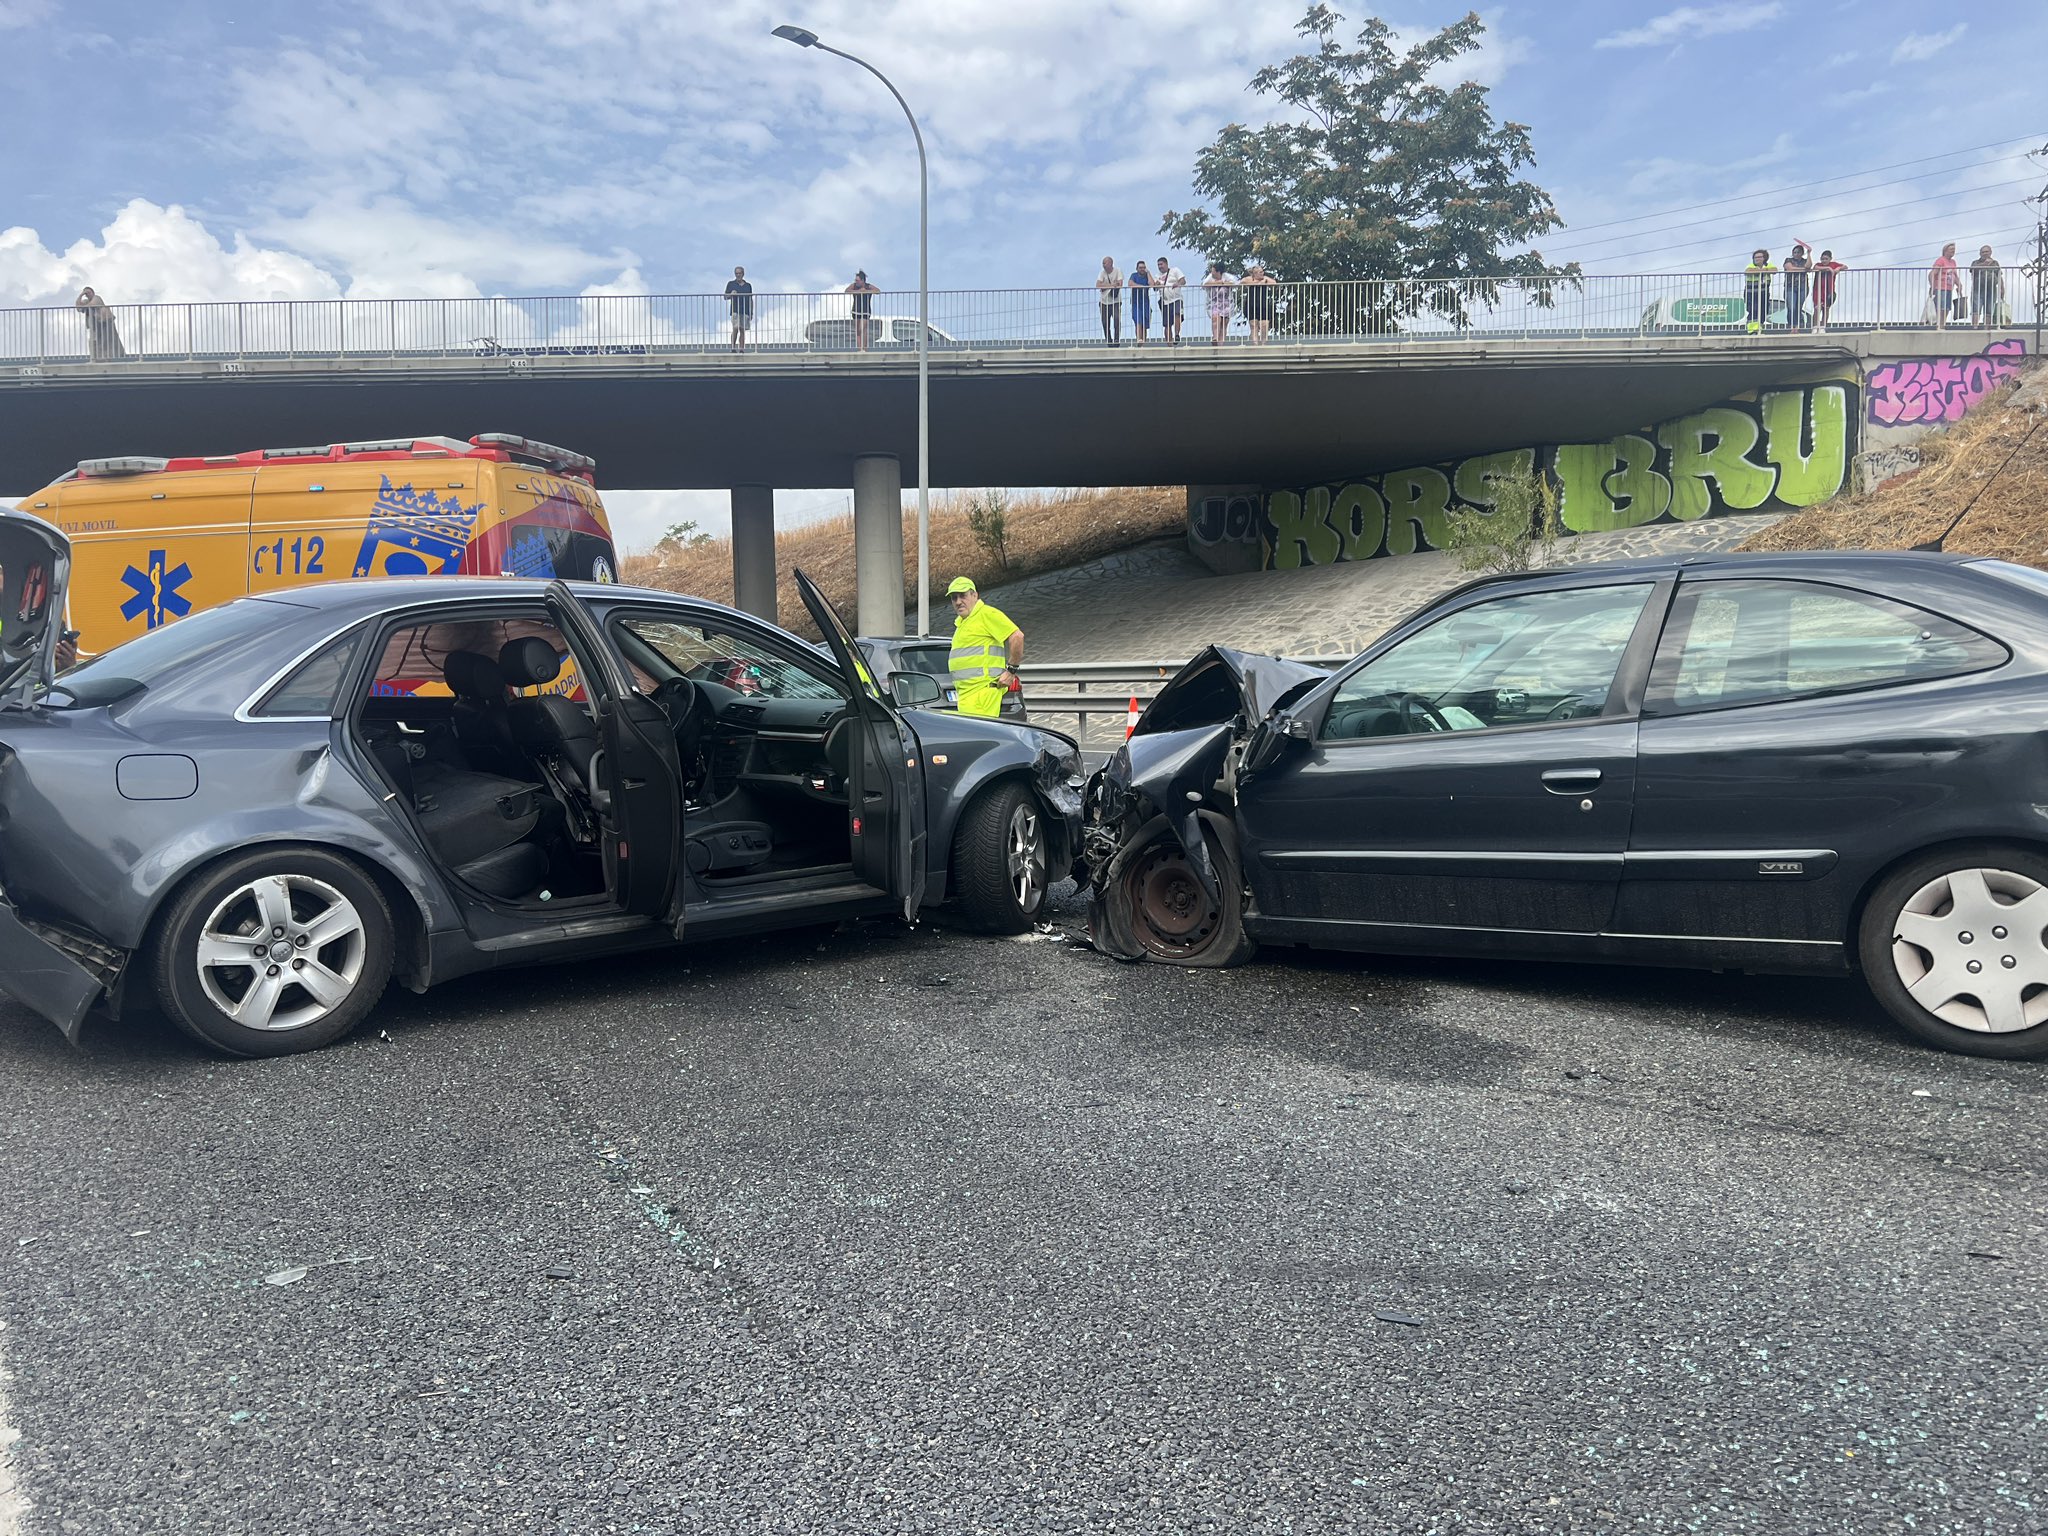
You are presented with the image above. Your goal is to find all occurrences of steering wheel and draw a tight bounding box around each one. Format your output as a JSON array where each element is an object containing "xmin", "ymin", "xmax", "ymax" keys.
[
  {"xmin": 1544, "ymin": 693, "xmax": 1590, "ymax": 721},
  {"xmin": 1393, "ymin": 691, "xmax": 1453, "ymax": 734},
  {"xmin": 651, "ymin": 675, "xmax": 699, "ymax": 726}
]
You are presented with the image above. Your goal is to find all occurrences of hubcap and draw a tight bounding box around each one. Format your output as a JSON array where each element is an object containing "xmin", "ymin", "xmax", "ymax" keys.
[
  {"xmin": 1007, "ymin": 804, "xmax": 1047, "ymax": 914},
  {"xmin": 1890, "ymin": 866, "xmax": 2048, "ymax": 1035},
  {"xmin": 1122, "ymin": 842, "xmax": 1222, "ymax": 959},
  {"xmin": 194, "ymin": 874, "xmax": 367, "ymax": 1033}
]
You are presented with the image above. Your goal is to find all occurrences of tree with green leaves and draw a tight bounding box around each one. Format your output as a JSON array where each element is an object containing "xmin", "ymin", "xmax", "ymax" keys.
[{"xmin": 1160, "ymin": 6, "xmax": 1575, "ymax": 334}]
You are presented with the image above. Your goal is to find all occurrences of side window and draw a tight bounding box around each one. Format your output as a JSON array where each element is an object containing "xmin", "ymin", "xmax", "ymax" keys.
[
  {"xmin": 250, "ymin": 628, "xmax": 362, "ymax": 718},
  {"xmin": 1650, "ymin": 579, "xmax": 2006, "ymax": 714},
  {"xmin": 617, "ymin": 615, "xmax": 843, "ymax": 701},
  {"xmin": 1323, "ymin": 584, "xmax": 1653, "ymax": 741}
]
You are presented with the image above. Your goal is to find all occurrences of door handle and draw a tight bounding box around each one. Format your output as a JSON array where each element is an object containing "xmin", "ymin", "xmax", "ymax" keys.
[{"xmin": 1541, "ymin": 767, "xmax": 1603, "ymax": 794}]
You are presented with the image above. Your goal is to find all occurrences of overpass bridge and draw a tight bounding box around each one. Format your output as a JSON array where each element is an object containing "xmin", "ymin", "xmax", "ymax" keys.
[{"xmin": 4, "ymin": 271, "xmax": 2034, "ymax": 630}]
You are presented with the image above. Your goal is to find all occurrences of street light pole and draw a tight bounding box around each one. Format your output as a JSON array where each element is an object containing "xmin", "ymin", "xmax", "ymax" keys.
[{"xmin": 774, "ymin": 24, "xmax": 932, "ymax": 637}]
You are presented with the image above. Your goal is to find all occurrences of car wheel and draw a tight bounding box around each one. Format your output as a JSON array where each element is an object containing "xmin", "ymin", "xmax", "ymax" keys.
[
  {"xmin": 951, "ymin": 781, "xmax": 1051, "ymax": 934},
  {"xmin": 1102, "ymin": 815, "xmax": 1255, "ymax": 968},
  {"xmin": 1858, "ymin": 844, "xmax": 2048, "ymax": 1059},
  {"xmin": 153, "ymin": 848, "xmax": 394, "ymax": 1058}
]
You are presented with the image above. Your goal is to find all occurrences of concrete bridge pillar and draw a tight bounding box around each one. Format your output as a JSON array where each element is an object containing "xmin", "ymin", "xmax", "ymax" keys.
[
  {"xmin": 730, "ymin": 484, "xmax": 775, "ymax": 621},
  {"xmin": 852, "ymin": 454, "xmax": 905, "ymax": 637}
]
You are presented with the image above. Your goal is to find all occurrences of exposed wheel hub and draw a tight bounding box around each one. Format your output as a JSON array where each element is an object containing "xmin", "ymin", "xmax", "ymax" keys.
[{"xmin": 1124, "ymin": 843, "xmax": 1221, "ymax": 957}]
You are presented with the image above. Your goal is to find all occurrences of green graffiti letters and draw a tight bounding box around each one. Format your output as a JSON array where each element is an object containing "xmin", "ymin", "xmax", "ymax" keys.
[
  {"xmin": 1555, "ymin": 434, "xmax": 1669, "ymax": 532},
  {"xmin": 1242, "ymin": 378, "xmax": 1856, "ymax": 569},
  {"xmin": 1382, "ymin": 467, "xmax": 1453, "ymax": 557},
  {"xmin": 1759, "ymin": 384, "xmax": 1850, "ymax": 507}
]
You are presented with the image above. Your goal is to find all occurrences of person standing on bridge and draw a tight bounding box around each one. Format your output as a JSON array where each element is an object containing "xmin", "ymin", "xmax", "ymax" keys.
[
  {"xmin": 847, "ymin": 270, "xmax": 880, "ymax": 350},
  {"xmin": 1204, "ymin": 262, "xmax": 1236, "ymax": 346},
  {"xmin": 1928, "ymin": 243, "xmax": 1961, "ymax": 330},
  {"xmin": 1156, "ymin": 256, "xmax": 1187, "ymax": 344},
  {"xmin": 1239, "ymin": 260, "xmax": 1278, "ymax": 345},
  {"xmin": 946, "ymin": 576, "xmax": 1025, "ymax": 719},
  {"xmin": 724, "ymin": 266, "xmax": 754, "ymax": 353},
  {"xmin": 1743, "ymin": 250, "xmax": 1774, "ymax": 335},
  {"xmin": 1970, "ymin": 246, "xmax": 2005, "ymax": 329},
  {"xmin": 74, "ymin": 286, "xmax": 126, "ymax": 362},
  {"xmin": 1129, "ymin": 260, "xmax": 1154, "ymax": 345},
  {"xmin": 1096, "ymin": 257, "xmax": 1124, "ymax": 347},
  {"xmin": 1781, "ymin": 244, "xmax": 1811, "ymax": 330},
  {"xmin": 1811, "ymin": 250, "xmax": 1846, "ymax": 331}
]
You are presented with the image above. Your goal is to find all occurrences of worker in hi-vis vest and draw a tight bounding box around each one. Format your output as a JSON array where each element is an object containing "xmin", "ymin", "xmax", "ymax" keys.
[{"xmin": 946, "ymin": 575, "xmax": 1026, "ymax": 719}]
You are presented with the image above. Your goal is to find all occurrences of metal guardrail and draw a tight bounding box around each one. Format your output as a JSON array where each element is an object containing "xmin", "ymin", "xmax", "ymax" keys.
[
  {"xmin": 6, "ymin": 268, "xmax": 2033, "ymax": 368},
  {"xmin": 1019, "ymin": 656, "xmax": 1346, "ymax": 738}
]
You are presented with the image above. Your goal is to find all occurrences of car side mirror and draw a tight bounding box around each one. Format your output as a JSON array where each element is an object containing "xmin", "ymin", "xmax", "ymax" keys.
[
  {"xmin": 893, "ymin": 672, "xmax": 944, "ymax": 707},
  {"xmin": 1240, "ymin": 715, "xmax": 1307, "ymax": 777}
]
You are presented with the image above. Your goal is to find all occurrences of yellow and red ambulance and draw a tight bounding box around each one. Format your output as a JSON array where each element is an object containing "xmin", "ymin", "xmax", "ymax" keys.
[{"xmin": 15, "ymin": 433, "xmax": 619, "ymax": 659}]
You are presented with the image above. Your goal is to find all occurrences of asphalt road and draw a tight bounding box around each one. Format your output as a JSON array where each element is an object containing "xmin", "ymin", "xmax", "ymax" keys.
[{"xmin": 0, "ymin": 884, "xmax": 2041, "ymax": 1536}]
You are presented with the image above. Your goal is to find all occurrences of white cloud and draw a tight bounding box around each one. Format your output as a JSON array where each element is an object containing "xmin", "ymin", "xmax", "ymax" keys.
[
  {"xmin": 1891, "ymin": 25, "xmax": 1966, "ymax": 63},
  {"xmin": 0, "ymin": 0, "xmax": 51, "ymax": 27},
  {"xmin": 0, "ymin": 200, "xmax": 341, "ymax": 307},
  {"xmin": 1826, "ymin": 81, "xmax": 1892, "ymax": 107},
  {"xmin": 1594, "ymin": 2, "xmax": 1783, "ymax": 50}
]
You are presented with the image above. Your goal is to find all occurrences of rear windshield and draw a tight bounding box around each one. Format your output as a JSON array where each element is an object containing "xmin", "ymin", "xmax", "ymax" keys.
[{"xmin": 49, "ymin": 598, "xmax": 302, "ymax": 706}]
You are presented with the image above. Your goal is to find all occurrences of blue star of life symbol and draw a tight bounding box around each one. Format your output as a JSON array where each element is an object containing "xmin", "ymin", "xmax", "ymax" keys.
[{"xmin": 119, "ymin": 549, "xmax": 193, "ymax": 629}]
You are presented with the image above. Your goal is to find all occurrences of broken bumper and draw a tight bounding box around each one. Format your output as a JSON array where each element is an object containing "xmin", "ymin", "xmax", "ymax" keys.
[{"xmin": 0, "ymin": 887, "xmax": 113, "ymax": 1043}]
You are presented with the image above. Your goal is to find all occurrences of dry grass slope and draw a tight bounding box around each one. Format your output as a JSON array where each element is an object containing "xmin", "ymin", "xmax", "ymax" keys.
[
  {"xmin": 1742, "ymin": 361, "xmax": 2048, "ymax": 565},
  {"xmin": 620, "ymin": 487, "xmax": 1185, "ymax": 634}
]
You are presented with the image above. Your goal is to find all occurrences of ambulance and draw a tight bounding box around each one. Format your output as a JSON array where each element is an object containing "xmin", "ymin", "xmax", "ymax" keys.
[{"xmin": 15, "ymin": 433, "xmax": 620, "ymax": 658}]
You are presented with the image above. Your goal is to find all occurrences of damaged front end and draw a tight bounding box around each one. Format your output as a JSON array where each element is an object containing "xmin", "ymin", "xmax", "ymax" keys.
[{"xmin": 1081, "ymin": 647, "xmax": 1324, "ymax": 964}]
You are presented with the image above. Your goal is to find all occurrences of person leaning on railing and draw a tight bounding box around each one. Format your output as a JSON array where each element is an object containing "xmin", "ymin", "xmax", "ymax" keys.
[
  {"xmin": 75, "ymin": 286, "xmax": 127, "ymax": 362},
  {"xmin": 1743, "ymin": 250, "xmax": 1775, "ymax": 335}
]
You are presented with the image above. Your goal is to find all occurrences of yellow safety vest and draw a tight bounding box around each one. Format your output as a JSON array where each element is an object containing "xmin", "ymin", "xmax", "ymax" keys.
[{"xmin": 949, "ymin": 601, "xmax": 1017, "ymax": 718}]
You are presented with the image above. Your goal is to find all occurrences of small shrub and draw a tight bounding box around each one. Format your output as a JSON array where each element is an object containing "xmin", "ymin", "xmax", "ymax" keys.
[
  {"xmin": 966, "ymin": 490, "xmax": 1011, "ymax": 570},
  {"xmin": 1440, "ymin": 468, "xmax": 1560, "ymax": 574}
]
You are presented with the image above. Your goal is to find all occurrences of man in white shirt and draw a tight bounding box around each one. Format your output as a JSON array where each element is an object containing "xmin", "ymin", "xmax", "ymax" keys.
[
  {"xmin": 1156, "ymin": 256, "xmax": 1187, "ymax": 344},
  {"xmin": 1096, "ymin": 256, "xmax": 1123, "ymax": 347}
]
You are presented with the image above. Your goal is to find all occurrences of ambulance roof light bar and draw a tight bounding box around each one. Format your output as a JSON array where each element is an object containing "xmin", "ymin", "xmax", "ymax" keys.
[
  {"xmin": 74, "ymin": 456, "xmax": 171, "ymax": 477},
  {"xmin": 470, "ymin": 433, "xmax": 597, "ymax": 475}
]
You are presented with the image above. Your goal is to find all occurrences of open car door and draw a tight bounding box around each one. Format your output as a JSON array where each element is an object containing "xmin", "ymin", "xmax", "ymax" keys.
[
  {"xmin": 0, "ymin": 509, "xmax": 71, "ymax": 712},
  {"xmin": 794, "ymin": 568, "xmax": 928, "ymax": 918},
  {"xmin": 543, "ymin": 581, "xmax": 687, "ymax": 935}
]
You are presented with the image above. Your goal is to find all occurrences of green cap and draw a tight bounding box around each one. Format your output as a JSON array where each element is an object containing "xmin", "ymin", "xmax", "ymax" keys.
[{"xmin": 946, "ymin": 576, "xmax": 977, "ymax": 595}]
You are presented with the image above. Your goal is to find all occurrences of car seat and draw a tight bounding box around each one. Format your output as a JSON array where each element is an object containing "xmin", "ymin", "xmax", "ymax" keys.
[
  {"xmin": 500, "ymin": 637, "xmax": 600, "ymax": 790},
  {"xmin": 444, "ymin": 649, "xmax": 527, "ymax": 779}
]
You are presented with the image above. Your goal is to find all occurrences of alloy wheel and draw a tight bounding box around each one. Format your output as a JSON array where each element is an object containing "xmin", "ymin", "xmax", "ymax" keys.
[
  {"xmin": 1007, "ymin": 802, "xmax": 1047, "ymax": 915},
  {"xmin": 194, "ymin": 873, "xmax": 369, "ymax": 1033},
  {"xmin": 1889, "ymin": 866, "xmax": 2048, "ymax": 1035}
]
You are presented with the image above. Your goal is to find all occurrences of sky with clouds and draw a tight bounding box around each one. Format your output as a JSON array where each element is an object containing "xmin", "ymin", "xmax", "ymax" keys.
[{"xmin": 2, "ymin": 0, "xmax": 2041, "ymax": 547}]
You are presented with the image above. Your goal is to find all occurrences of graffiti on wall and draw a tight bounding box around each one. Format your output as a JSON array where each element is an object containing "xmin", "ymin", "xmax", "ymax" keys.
[
  {"xmin": 1865, "ymin": 339, "xmax": 2027, "ymax": 427},
  {"xmin": 1222, "ymin": 380, "xmax": 1857, "ymax": 571},
  {"xmin": 1852, "ymin": 446, "xmax": 1923, "ymax": 495}
]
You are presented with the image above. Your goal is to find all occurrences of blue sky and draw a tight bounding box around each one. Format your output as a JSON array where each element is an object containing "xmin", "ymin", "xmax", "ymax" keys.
[{"xmin": 2, "ymin": 0, "xmax": 2040, "ymax": 545}]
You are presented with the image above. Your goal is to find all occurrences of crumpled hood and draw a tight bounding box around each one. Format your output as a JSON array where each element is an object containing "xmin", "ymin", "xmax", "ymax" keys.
[{"xmin": 1133, "ymin": 645, "xmax": 1326, "ymax": 737}]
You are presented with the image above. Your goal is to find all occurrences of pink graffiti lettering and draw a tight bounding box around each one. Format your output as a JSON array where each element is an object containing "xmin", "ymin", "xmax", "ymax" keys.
[{"xmin": 1866, "ymin": 339, "xmax": 2027, "ymax": 427}]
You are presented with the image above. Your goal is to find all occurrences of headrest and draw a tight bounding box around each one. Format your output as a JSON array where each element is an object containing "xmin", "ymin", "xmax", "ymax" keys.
[
  {"xmin": 443, "ymin": 650, "xmax": 505, "ymax": 700},
  {"xmin": 498, "ymin": 636, "xmax": 563, "ymax": 688}
]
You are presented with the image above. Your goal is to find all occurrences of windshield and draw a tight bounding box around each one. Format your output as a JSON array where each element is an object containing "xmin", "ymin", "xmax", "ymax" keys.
[{"xmin": 50, "ymin": 598, "xmax": 300, "ymax": 705}]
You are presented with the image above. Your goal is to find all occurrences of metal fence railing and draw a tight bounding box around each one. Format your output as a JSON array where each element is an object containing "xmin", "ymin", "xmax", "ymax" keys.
[{"xmin": 5, "ymin": 268, "xmax": 2036, "ymax": 367}]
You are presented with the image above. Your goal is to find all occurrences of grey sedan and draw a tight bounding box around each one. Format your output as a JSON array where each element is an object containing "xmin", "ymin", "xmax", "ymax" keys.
[{"xmin": 0, "ymin": 511, "xmax": 1080, "ymax": 1056}]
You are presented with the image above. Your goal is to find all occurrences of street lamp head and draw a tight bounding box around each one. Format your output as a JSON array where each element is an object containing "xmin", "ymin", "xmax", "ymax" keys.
[{"xmin": 772, "ymin": 24, "xmax": 820, "ymax": 46}]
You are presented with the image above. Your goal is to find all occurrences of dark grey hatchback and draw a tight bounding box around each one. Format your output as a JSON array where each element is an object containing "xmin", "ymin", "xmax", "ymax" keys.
[
  {"xmin": 0, "ymin": 511, "xmax": 1080, "ymax": 1056},
  {"xmin": 1082, "ymin": 550, "xmax": 2048, "ymax": 1059}
]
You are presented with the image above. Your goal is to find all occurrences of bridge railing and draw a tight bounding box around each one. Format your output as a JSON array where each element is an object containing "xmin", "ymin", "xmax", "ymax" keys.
[{"xmin": 3, "ymin": 268, "xmax": 2034, "ymax": 366}]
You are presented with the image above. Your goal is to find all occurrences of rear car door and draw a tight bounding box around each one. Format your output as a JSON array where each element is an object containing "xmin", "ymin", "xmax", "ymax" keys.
[
  {"xmin": 1620, "ymin": 574, "xmax": 2012, "ymax": 945},
  {"xmin": 1240, "ymin": 578, "xmax": 1668, "ymax": 941},
  {"xmin": 796, "ymin": 569, "xmax": 928, "ymax": 917},
  {"xmin": 543, "ymin": 581, "xmax": 686, "ymax": 933}
]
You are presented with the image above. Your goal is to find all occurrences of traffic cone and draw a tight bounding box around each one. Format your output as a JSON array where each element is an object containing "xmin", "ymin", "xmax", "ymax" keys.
[{"xmin": 1124, "ymin": 696, "xmax": 1141, "ymax": 739}]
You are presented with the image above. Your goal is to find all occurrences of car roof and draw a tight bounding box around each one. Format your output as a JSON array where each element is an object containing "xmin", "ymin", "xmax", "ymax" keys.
[
  {"xmin": 266, "ymin": 576, "xmax": 756, "ymax": 625},
  {"xmin": 1427, "ymin": 547, "xmax": 1983, "ymax": 608}
]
